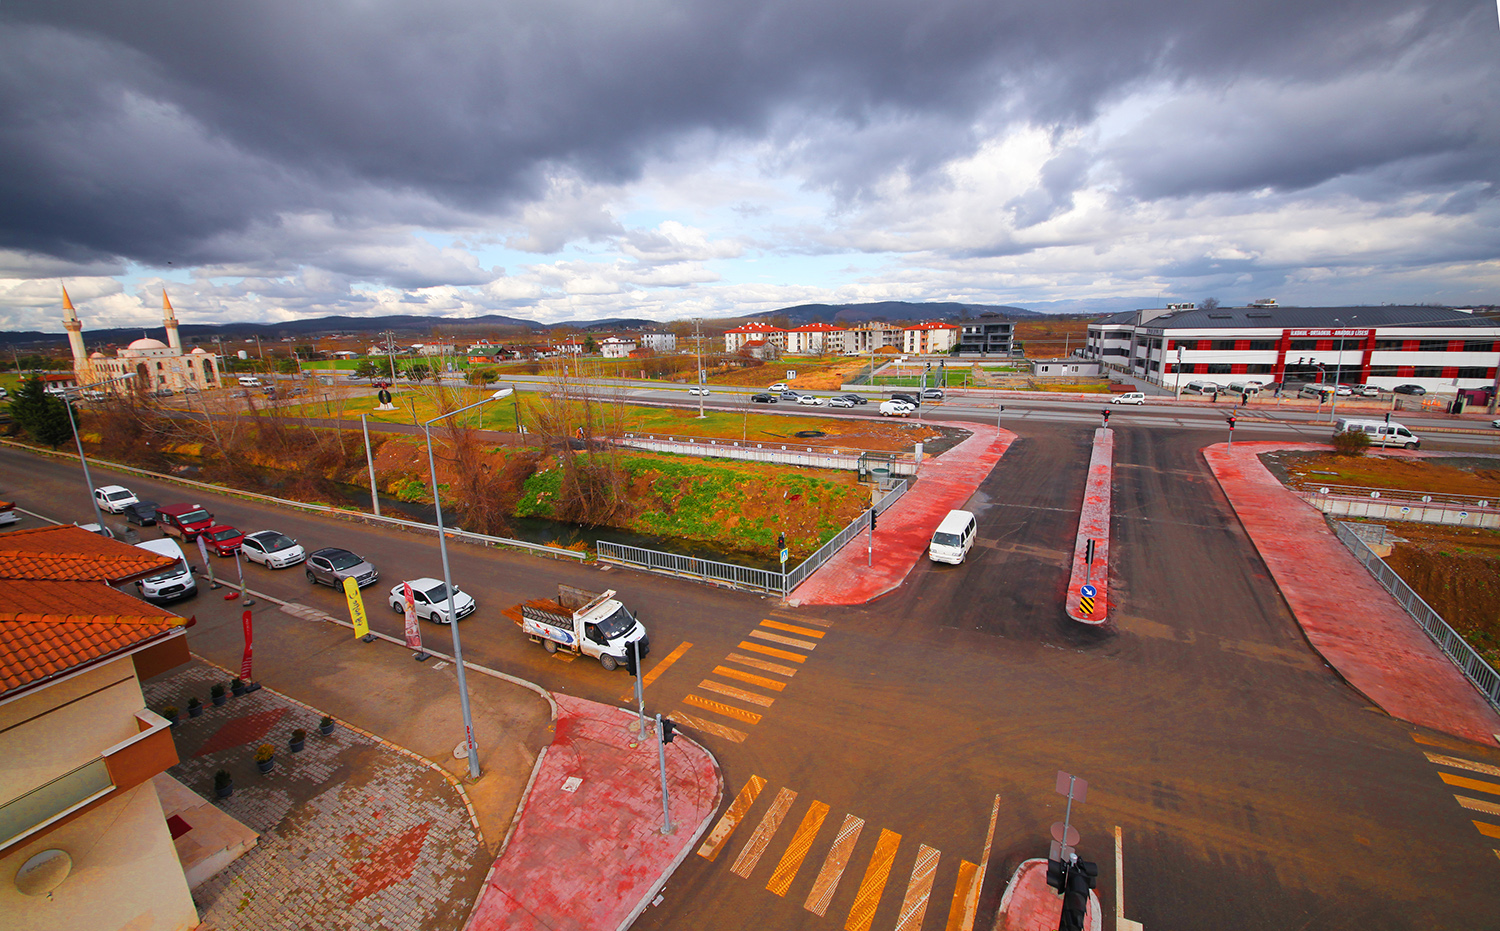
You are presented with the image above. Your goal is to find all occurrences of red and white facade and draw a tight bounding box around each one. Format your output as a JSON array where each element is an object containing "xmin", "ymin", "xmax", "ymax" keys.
[{"xmin": 1086, "ymin": 305, "xmax": 1500, "ymax": 394}]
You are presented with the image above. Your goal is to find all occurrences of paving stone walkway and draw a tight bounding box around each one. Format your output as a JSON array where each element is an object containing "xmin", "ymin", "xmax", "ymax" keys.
[{"xmin": 145, "ymin": 661, "xmax": 491, "ymax": 931}]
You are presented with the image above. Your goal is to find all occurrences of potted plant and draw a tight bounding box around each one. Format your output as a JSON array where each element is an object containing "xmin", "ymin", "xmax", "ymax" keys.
[
  {"xmin": 162, "ymin": 705, "xmax": 180, "ymax": 725},
  {"xmin": 254, "ymin": 743, "xmax": 275, "ymax": 774},
  {"xmin": 210, "ymin": 683, "xmax": 227, "ymax": 706},
  {"xmin": 318, "ymin": 715, "xmax": 335, "ymax": 737},
  {"xmin": 214, "ymin": 770, "xmax": 233, "ymax": 799},
  {"xmin": 231, "ymin": 677, "xmax": 247, "ymax": 697},
  {"xmin": 187, "ymin": 696, "xmax": 203, "ymax": 718},
  {"xmin": 289, "ymin": 728, "xmax": 306, "ymax": 753}
]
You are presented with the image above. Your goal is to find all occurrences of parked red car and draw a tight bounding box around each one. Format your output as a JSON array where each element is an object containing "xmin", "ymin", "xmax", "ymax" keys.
[
  {"xmin": 202, "ymin": 525, "xmax": 245, "ymax": 556},
  {"xmin": 155, "ymin": 503, "xmax": 216, "ymax": 542}
]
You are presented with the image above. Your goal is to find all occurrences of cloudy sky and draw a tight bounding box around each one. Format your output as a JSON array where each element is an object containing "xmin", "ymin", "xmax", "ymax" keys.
[{"xmin": 1, "ymin": 0, "xmax": 1497, "ymax": 332}]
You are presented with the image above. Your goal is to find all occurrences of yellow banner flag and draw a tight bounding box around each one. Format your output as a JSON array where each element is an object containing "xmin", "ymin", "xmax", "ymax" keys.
[{"xmin": 344, "ymin": 576, "xmax": 370, "ymax": 639}]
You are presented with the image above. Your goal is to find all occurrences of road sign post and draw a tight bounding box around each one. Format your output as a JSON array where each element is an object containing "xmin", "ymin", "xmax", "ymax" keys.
[
  {"xmin": 1084, "ymin": 539, "xmax": 1095, "ymax": 585},
  {"xmin": 1079, "ymin": 584, "xmax": 1096, "ymax": 617}
]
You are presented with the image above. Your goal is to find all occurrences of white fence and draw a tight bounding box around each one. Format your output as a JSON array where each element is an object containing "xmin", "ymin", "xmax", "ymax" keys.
[
  {"xmin": 1332, "ymin": 520, "xmax": 1500, "ymax": 713},
  {"xmin": 617, "ymin": 434, "xmax": 919, "ymax": 475},
  {"xmin": 599, "ymin": 479, "xmax": 909, "ymax": 596}
]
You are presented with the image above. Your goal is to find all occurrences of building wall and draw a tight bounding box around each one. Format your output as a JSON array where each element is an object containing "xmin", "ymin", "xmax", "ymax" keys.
[
  {"xmin": 0, "ymin": 780, "xmax": 199, "ymax": 931},
  {"xmin": 0, "ymin": 661, "xmax": 143, "ymax": 801}
]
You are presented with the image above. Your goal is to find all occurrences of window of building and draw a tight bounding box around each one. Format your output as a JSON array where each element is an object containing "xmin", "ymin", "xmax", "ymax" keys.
[
  {"xmin": 1464, "ymin": 340, "xmax": 1495, "ymax": 353},
  {"xmin": 1102, "ymin": 347, "xmax": 1129, "ymax": 356},
  {"xmin": 1367, "ymin": 365, "xmax": 1401, "ymax": 377},
  {"xmin": 1107, "ymin": 331, "xmax": 1132, "ymax": 341},
  {"xmin": 1247, "ymin": 364, "xmax": 1274, "ymax": 374},
  {"xmin": 1412, "ymin": 367, "xmax": 1443, "ymax": 377},
  {"xmin": 1212, "ymin": 340, "xmax": 1235, "ymax": 351},
  {"xmin": 1456, "ymin": 367, "xmax": 1489, "ymax": 379},
  {"xmin": 1247, "ymin": 341, "xmax": 1275, "ymax": 351},
  {"xmin": 1418, "ymin": 340, "xmax": 1450, "ymax": 353},
  {"xmin": 1149, "ymin": 360, "xmax": 1161, "ymax": 371},
  {"xmin": 1372, "ymin": 339, "xmax": 1405, "ymax": 351},
  {"xmin": 1205, "ymin": 363, "xmax": 1232, "ymax": 374},
  {"xmin": 1289, "ymin": 340, "xmax": 1318, "ymax": 351}
]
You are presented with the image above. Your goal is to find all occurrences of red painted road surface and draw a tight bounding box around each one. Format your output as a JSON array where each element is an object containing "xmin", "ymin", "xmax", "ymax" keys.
[
  {"xmin": 787, "ymin": 423, "xmax": 1017, "ymax": 606},
  {"xmin": 1064, "ymin": 427, "xmax": 1112, "ymax": 624},
  {"xmin": 1204, "ymin": 441, "xmax": 1500, "ymax": 747},
  {"xmin": 994, "ymin": 859, "xmax": 1100, "ymax": 931},
  {"xmin": 466, "ymin": 694, "xmax": 723, "ymax": 931}
]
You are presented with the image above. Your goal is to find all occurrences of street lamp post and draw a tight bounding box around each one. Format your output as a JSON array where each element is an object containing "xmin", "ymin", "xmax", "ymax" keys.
[
  {"xmin": 422, "ymin": 388, "xmax": 514, "ymax": 781},
  {"xmin": 695, "ymin": 318, "xmax": 705, "ymax": 419},
  {"xmin": 61, "ymin": 372, "xmax": 139, "ymax": 531}
]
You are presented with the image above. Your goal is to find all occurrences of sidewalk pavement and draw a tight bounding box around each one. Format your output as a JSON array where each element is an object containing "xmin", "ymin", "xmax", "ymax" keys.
[
  {"xmin": 151, "ymin": 575, "xmax": 722, "ymax": 930},
  {"xmin": 1202, "ymin": 441, "xmax": 1500, "ymax": 747},
  {"xmin": 465, "ymin": 695, "xmax": 722, "ymax": 931},
  {"xmin": 788, "ymin": 422, "xmax": 1016, "ymax": 605}
]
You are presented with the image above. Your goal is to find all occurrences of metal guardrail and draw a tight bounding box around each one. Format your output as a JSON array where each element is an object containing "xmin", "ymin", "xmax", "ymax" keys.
[
  {"xmin": 0, "ymin": 439, "xmax": 587, "ymax": 561},
  {"xmin": 599, "ymin": 479, "xmax": 909, "ymax": 596},
  {"xmin": 1304, "ymin": 484, "xmax": 1495, "ymax": 508},
  {"xmin": 1331, "ymin": 520, "xmax": 1500, "ymax": 713}
]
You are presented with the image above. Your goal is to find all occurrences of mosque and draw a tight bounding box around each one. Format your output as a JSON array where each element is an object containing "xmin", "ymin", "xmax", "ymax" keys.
[{"xmin": 63, "ymin": 287, "xmax": 222, "ymax": 394}]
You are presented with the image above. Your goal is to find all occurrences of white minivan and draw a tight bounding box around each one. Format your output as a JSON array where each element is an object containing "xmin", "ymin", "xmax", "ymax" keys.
[
  {"xmin": 928, "ymin": 509, "xmax": 977, "ymax": 564},
  {"xmin": 134, "ymin": 538, "xmax": 198, "ymax": 604},
  {"xmin": 1334, "ymin": 419, "xmax": 1421, "ymax": 449}
]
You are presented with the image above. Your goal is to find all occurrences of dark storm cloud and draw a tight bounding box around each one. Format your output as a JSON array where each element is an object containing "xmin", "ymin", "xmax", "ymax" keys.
[{"xmin": 0, "ymin": 0, "xmax": 1491, "ymax": 274}]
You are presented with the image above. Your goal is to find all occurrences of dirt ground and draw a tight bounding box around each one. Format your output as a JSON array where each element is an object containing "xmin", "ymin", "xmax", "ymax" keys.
[{"xmin": 1270, "ymin": 451, "xmax": 1500, "ymax": 497}]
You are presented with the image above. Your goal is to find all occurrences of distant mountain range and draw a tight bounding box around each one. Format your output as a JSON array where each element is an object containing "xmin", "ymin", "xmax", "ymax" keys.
[
  {"xmin": 744, "ymin": 301, "xmax": 1042, "ymax": 325},
  {"xmin": 0, "ymin": 301, "xmax": 1048, "ymax": 347}
]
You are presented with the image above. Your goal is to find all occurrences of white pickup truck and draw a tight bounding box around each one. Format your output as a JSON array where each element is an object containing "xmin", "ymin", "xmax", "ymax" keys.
[{"xmin": 507, "ymin": 585, "xmax": 649, "ymax": 671}]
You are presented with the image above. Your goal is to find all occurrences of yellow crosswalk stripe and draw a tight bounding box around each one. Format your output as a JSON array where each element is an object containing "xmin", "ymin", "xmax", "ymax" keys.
[
  {"xmin": 732, "ymin": 787, "xmax": 798, "ymax": 878},
  {"xmin": 1425, "ymin": 751, "xmax": 1500, "ymax": 778},
  {"xmin": 713, "ymin": 665, "xmax": 787, "ymax": 691},
  {"xmin": 619, "ymin": 640, "xmax": 693, "ymax": 700},
  {"xmin": 1439, "ymin": 772, "xmax": 1500, "ymax": 796},
  {"xmin": 673, "ymin": 710, "xmax": 747, "ymax": 744},
  {"xmin": 1474, "ymin": 821, "xmax": 1500, "ymax": 839},
  {"xmin": 944, "ymin": 861, "xmax": 978, "ymax": 931},
  {"xmin": 805, "ymin": 814, "xmax": 865, "ymax": 917},
  {"xmin": 699, "ymin": 679, "xmax": 776, "ymax": 707},
  {"xmin": 846, "ymin": 828, "xmax": 901, "ymax": 931},
  {"xmin": 749, "ymin": 629, "xmax": 820, "ymax": 650},
  {"xmin": 699, "ymin": 775, "xmax": 766, "ymax": 861},
  {"xmin": 1456, "ymin": 795, "xmax": 1500, "ymax": 817},
  {"xmin": 893, "ymin": 844, "xmax": 940, "ymax": 931},
  {"xmin": 683, "ymin": 693, "xmax": 762, "ymax": 724},
  {"xmin": 738, "ymin": 641, "xmax": 808, "ymax": 663},
  {"xmin": 726, "ymin": 652, "xmax": 799, "ymax": 676},
  {"xmin": 767, "ymin": 801, "xmax": 831, "ymax": 896},
  {"xmin": 761, "ymin": 619, "xmax": 827, "ymax": 638}
]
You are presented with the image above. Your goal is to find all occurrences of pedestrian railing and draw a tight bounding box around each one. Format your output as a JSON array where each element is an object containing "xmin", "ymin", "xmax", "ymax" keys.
[
  {"xmin": 617, "ymin": 434, "xmax": 918, "ymax": 475},
  {"xmin": 1296, "ymin": 486, "xmax": 1498, "ymax": 529},
  {"xmin": 599, "ymin": 479, "xmax": 909, "ymax": 596},
  {"xmin": 1332, "ymin": 520, "xmax": 1500, "ymax": 713}
]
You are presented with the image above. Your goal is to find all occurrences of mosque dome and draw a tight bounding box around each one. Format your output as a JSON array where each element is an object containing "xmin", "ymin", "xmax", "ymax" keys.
[
  {"xmin": 189, "ymin": 346, "xmax": 208, "ymax": 354},
  {"xmin": 89, "ymin": 351, "xmax": 106, "ymax": 359},
  {"xmin": 126, "ymin": 337, "xmax": 168, "ymax": 350}
]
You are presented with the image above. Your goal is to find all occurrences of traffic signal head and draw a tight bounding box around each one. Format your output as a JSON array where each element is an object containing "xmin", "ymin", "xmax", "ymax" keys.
[
  {"xmin": 869, "ymin": 508, "xmax": 877, "ymax": 532},
  {"xmin": 660, "ymin": 717, "xmax": 676, "ymax": 743},
  {"xmin": 1045, "ymin": 857, "xmax": 1068, "ymax": 893},
  {"xmin": 1227, "ymin": 415, "xmax": 1236, "ymax": 428},
  {"xmin": 624, "ymin": 646, "xmax": 639, "ymax": 677}
]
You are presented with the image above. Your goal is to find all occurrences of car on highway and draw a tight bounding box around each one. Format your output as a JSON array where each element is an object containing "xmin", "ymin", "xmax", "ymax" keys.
[
  {"xmin": 1111, "ymin": 392, "xmax": 1146, "ymax": 405},
  {"xmin": 889, "ymin": 392, "xmax": 921, "ymax": 407},
  {"xmin": 389, "ymin": 578, "xmax": 476, "ymax": 624},
  {"xmin": 827, "ymin": 396, "xmax": 855, "ymax": 408},
  {"xmin": 202, "ymin": 525, "xmax": 246, "ymax": 556},
  {"xmin": 1354, "ymin": 384, "xmax": 1381, "ymax": 397},
  {"xmin": 922, "ymin": 388, "xmax": 945, "ymax": 400},
  {"xmin": 837, "ymin": 394, "xmax": 869, "ymax": 405},
  {"xmin": 241, "ymin": 530, "xmax": 307, "ymax": 568},
  {"xmin": 122, "ymin": 500, "xmax": 160, "ymax": 526},
  {"xmin": 93, "ymin": 485, "xmax": 139, "ymax": 514},
  {"xmin": 750, "ymin": 393, "xmax": 777, "ymax": 403},
  {"xmin": 688, "ymin": 386, "xmax": 711, "ymax": 396},
  {"xmin": 1393, "ymin": 384, "xmax": 1427, "ymax": 395},
  {"xmin": 779, "ymin": 390, "xmax": 801, "ymax": 401},
  {"xmin": 797, "ymin": 394, "xmax": 826, "ymax": 406},
  {"xmin": 879, "ymin": 400, "xmax": 915, "ymax": 417},
  {"xmin": 306, "ymin": 547, "xmax": 380, "ymax": 588},
  {"xmin": 1492, "ymin": 419, "xmax": 1500, "ymax": 429},
  {"xmin": 768, "ymin": 382, "xmax": 789, "ymax": 392}
]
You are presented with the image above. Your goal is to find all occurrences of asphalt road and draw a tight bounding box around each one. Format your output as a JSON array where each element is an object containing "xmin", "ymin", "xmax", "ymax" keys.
[{"xmin": 5, "ymin": 411, "xmax": 1499, "ymax": 930}]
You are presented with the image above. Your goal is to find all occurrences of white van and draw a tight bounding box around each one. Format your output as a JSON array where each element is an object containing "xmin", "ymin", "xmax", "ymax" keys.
[
  {"xmin": 928, "ymin": 509, "xmax": 977, "ymax": 565},
  {"xmin": 1227, "ymin": 381, "xmax": 1261, "ymax": 396},
  {"xmin": 237, "ymin": 375, "xmax": 262, "ymax": 387},
  {"xmin": 1299, "ymin": 384, "xmax": 1335, "ymax": 402},
  {"xmin": 1182, "ymin": 381, "xmax": 1219, "ymax": 395},
  {"xmin": 1334, "ymin": 419, "xmax": 1421, "ymax": 449},
  {"xmin": 134, "ymin": 538, "xmax": 198, "ymax": 604}
]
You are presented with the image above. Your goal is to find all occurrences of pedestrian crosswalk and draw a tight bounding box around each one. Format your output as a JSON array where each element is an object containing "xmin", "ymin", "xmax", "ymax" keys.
[
  {"xmin": 699, "ymin": 775, "xmax": 988, "ymax": 931},
  {"xmin": 669, "ymin": 616, "xmax": 828, "ymax": 743},
  {"xmin": 1411, "ymin": 733, "xmax": 1500, "ymax": 860}
]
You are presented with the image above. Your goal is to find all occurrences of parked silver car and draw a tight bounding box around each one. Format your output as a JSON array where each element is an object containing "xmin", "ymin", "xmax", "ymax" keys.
[{"xmin": 305, "ymin": 547, "xmax": 379, "ymax": 588}]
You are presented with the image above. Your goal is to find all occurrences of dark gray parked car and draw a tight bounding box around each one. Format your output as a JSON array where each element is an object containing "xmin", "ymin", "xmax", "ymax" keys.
[
  {"xmin": 305, "ymin": 547, "xmax": 380, "ymax": 588},
  {"xmin": 123, "ymin": 500, "xmax": 160, "ymax": 526}
]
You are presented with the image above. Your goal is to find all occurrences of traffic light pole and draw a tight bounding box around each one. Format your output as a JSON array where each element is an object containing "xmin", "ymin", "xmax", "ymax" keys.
[
  {"xmin": 655, "ymin": 714, "xmax": 674, "ymax": 835},
  {"xmin": 633, "ymin": 638, "xmax": 647, "ymax": 739}
]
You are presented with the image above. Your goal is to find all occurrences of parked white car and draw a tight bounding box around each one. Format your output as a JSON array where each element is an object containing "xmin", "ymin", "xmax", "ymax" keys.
[
  {"xmin": 389, "ymin": 578, "xmax": 477, "ymax": 624},
  {"xmin": 768, "ymin": 382, "xmax": 788, "ymax": 392},
  {"xmin": 93, "ymin": 485, "xmax": 139, "ymax": 513},
  {"xmin": 828, "ymin": 397, "xmax": 855, "ymax": 408},
  {"xmin": 879, "ymin": 400, "xmax": 915, "ymax": 417},
  {"xmin": 242, "ymin": 530, "xmax": 307, "ymax": 568},
  {"xmin": 1110, "ymin": 393, "xmax": 1146, "ymax": 405},
  {"xmin": 797, "ymin": 394, "xmax": 826, "ymax": 406}
]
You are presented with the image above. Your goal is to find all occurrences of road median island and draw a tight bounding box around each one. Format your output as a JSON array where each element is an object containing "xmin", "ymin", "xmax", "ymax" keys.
[
  {"xmin": 1064, "ymin": 427, "xmax": 1112, "ymax": 624},
  {"xmin": 1203, "ymin": 440, "xmax": 1500, "ymax": 747}
]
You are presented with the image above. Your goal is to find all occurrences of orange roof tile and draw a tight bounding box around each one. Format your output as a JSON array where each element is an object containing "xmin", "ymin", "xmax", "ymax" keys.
[
  {"xmin": 0, "ymin": 613, "xmax": 185, "ymax": 696},
  {"xmin": 0, "ymin": 525, "xmax": 173, "ymax": 582}
]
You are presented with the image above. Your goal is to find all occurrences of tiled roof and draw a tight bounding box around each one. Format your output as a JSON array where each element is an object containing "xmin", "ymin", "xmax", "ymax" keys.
[
  {"xmin": 725, "ymin": 322, "xmax": 786, "ymax": 334},
  {"xmin": 789, "ymin": 322, "xmax": 848, "ymax": 332},
  {"xmin": 0, "ymin": 612, "xmax": 185, "ymax": 696},
  {"xmin": 0, "ymin": 525, "xmax": 174, "ymax": 582}
]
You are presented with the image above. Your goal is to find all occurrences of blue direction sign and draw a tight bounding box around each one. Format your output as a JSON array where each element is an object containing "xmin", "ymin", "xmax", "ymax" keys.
[{"xmin": 1080, "ymin": 584, "xmax": 1097, "ymax": 598}]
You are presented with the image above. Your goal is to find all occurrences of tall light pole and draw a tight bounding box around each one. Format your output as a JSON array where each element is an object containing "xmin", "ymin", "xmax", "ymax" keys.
[
  {"xmin": 423, "ymin": 387, "xmax": 514, "ymax": 780},
  {"xmin": 60, "ymin": 372, "xmax": 138, "ymax": 531},
  {"xmin": 695, "ymin": 318, "xmax": 705, "ymax": 419}
]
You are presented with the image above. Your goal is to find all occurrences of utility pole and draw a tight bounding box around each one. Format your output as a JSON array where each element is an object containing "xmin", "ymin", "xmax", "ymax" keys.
[{"xmin": 695, "ymin": 317, "xmax": 705, "ymax": 419}]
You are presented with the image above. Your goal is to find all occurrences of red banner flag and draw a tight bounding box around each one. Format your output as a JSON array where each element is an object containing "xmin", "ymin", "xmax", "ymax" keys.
[
  {"xmin": 402, "ymin": 582, "xmax": 423, "ymax": 652},
  {"xmin": 240, "ymin": 609, "xmax": 254, "ymax": 681}
]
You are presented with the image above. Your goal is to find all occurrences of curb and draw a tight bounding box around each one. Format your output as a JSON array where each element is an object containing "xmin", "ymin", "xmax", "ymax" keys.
[{"xmin": 1064, "ymin": 427, "xmax": 1112, "ymax": 624}]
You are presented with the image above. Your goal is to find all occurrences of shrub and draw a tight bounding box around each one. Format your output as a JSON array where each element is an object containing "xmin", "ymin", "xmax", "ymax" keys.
[
  {"xmin": 214, "ymin": 770, "xmax": 232, "ymax": 789},
  {"xmin": 254, "ymin": 744, "xmax": 275, "ymax": 763},
  {"xmin": 210, "ymin": 683, "xmax": 225, "ymax": 698},
  {"xmin": 162, "ymin": 705, "xmax": 179, "ymax": 718},
  {"xmin": 186, "ymin": 696, "xmax": 202, "ymax": 708},
  {"xmin": 1332, "ymin": 429, "xmax": 1371, "ymax": 456},
  {"xmin": 291, "ymin": 729, "xmax": 307, "ymax": 741}
]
